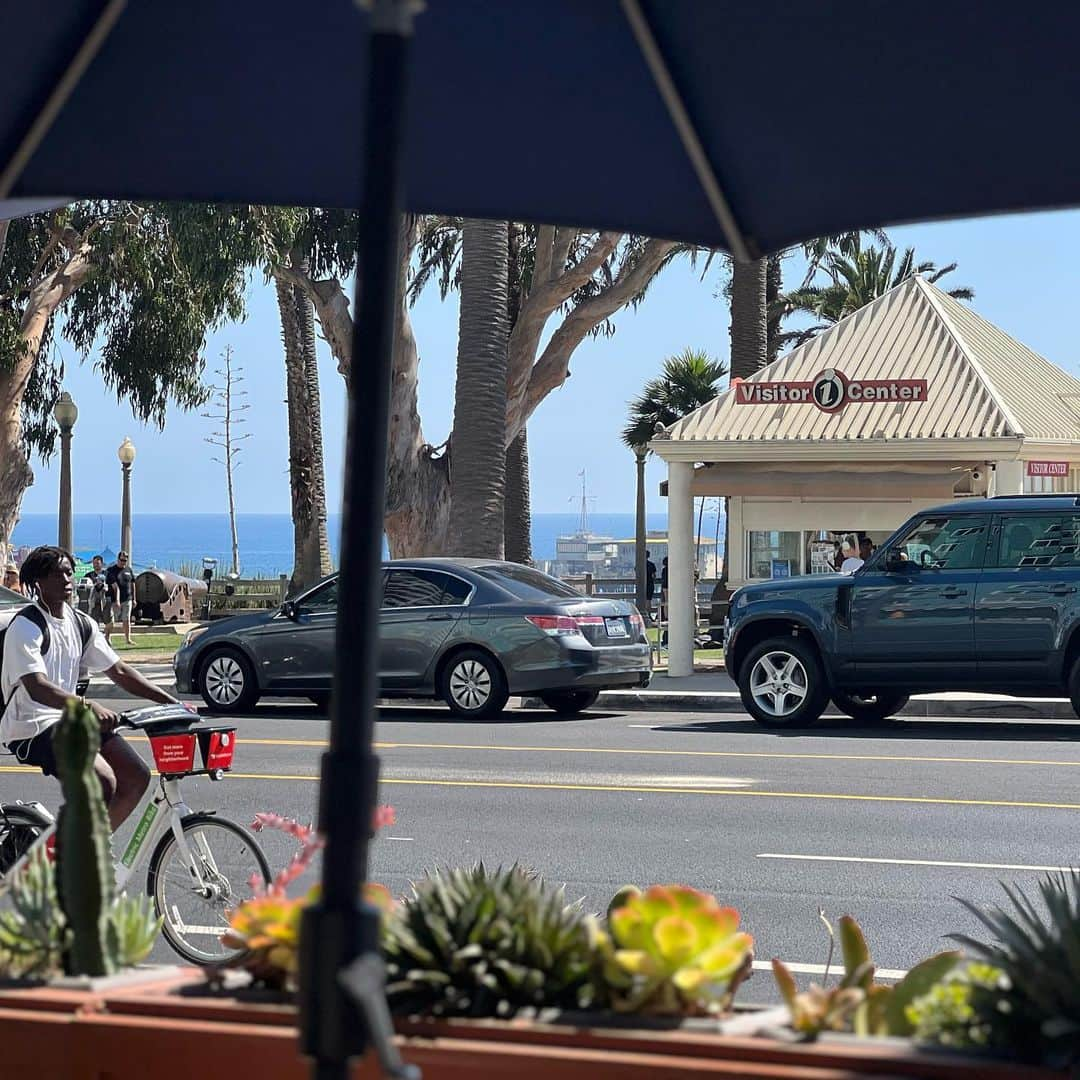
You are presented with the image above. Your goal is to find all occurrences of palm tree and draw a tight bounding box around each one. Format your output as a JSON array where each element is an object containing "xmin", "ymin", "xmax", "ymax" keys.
[
  {"xmin": 447, "ymin": 219, "xmax": 511, "ymax": 557},
  {"xmin": 777, "ymin": 238, "xmax": 974, "ymax": 349},
  {"xmin": 623, "ymin": 348, "xmax": 727, "ymax": 614}
]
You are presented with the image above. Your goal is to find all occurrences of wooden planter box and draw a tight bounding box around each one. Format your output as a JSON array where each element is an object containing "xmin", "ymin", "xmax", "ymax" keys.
[{"xmin": 0, "ymin": 971, "xmax": 1064, "ymax": 1080}]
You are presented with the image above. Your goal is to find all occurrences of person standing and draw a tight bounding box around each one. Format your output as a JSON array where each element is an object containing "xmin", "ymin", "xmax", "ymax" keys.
[
  {"xmin": 105, "ymin": 551, "xmax": 136, "ymax": 646},
  {"xmin": 83, "ymin": 554, "xmax": 109, "ymax": 625},
  {"xmin": 644, "ymin": 550, "xmax": 657, "ymax": 619}
]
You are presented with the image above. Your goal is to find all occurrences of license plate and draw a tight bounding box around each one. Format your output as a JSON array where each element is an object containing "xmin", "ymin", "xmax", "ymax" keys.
[{"xmin": 605, "ymin": 617, "xmax": 629, "ymax": 638}]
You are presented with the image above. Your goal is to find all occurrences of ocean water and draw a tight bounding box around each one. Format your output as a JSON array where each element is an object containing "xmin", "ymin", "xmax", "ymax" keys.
[{"xmin": 11, "ymin": 510, "xmax": 724, "ymax": 577}]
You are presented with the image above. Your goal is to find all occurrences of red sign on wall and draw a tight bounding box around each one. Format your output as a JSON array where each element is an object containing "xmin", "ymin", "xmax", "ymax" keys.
[
  {"xmin": 733, "ymin": 368, "xmax": 928, "ymax": 414},
  {"xmin": 1027, "ymin": 461, "xmax": 1069, "ymax": 477}
]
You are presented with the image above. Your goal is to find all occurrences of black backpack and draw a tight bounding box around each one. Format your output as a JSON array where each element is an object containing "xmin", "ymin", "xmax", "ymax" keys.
[{"xmin": 0, "ymin": 604, "xmax": 94, "ymax": 713}]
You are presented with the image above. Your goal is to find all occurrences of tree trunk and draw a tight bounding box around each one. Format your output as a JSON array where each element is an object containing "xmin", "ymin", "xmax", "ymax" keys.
[
  {"xmin": 766, "ymin": 252, "xmax": 783, "ymax": 365},
  {"xmin": 275, "ymin": 262, "xmax": 324, "ymax": 595},
  {"xmin": 448, "ymin": 219, "xmax": 509, "ymax": 558},
  {"xmin": 729, "ymin": 256, "xmax": 768, "ymax": 380},
  {"xmin": 502, "ymin": 224, "xmax": 532, "ymax": 565},
  {"xmin": 503, "ymin": 427, "xmax": 532, "ymax": 564},
  {"xmin": 0, "ymin": 244, "xmax": 92, "ymax": 552},
  {"xmin": 296, "ymin": 254, "xmax": 333, "ymax": 577}
]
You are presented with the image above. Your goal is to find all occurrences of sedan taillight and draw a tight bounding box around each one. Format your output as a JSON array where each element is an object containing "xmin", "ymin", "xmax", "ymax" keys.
[
  {"xmin": 524, "ymin": 615, "xmax": 581, "ymax": 636},
  {"xmin": 630, "ymin": 613, "xmax": 646, "ymax": 636}
]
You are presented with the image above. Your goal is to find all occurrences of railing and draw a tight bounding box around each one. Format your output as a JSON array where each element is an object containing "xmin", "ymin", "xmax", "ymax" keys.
[
  {"xmin": 206, "ymin": 574, "xmax": 289, "ymax": 618},
  {"xmin": 562, "ymin": 573, "xmax": 719, "ymax": 607}
]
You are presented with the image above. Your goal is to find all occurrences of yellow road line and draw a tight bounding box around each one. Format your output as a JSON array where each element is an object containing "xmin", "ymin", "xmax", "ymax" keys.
[
  {"xmin": 220, "ymin": 771, "xmax": 1080, "ymax": 811},
  {"xmin": 229, "ymin": 737, "xmax": 1080, "ymax": 771}
]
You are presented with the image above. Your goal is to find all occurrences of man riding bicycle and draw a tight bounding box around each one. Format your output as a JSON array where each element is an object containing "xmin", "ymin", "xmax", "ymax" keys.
[{"xmin": 1, "ymin": 546, "xmax": 189, "ymax": 831}]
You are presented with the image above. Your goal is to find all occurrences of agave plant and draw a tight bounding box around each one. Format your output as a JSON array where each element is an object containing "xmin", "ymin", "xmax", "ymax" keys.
[
  {"xmin": 600, "ymin": 884, "xmax": 753, "ymax": 1016},
  {"xmin": 382, "ymin": 864, "xmax": 602, "ymax": 1018},
  {"xmin": 950, "ymin": 871, "xmax": 1080, "ymax": 1066}
]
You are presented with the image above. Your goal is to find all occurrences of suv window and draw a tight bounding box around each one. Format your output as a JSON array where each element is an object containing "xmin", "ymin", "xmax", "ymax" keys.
[
  {"xmin": 891, "ymin": 515, "xmax": 990, "ymax": 570},
  {"xmin": 383, "ymin": 569, "xmax": 463, "ymax": 608},
  {"xmin": 995, "ymin": 514, "xmax": 1080, "ymax": 568}
]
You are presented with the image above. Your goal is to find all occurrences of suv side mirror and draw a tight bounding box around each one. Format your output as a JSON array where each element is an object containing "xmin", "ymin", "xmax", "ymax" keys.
[
  {"xmin": 281, "ymin": 599, "xmax": 298, "ymax": 620},
  {"xmin": 884, "ymin": 549, "xmax": 906, "ymax": 572}
]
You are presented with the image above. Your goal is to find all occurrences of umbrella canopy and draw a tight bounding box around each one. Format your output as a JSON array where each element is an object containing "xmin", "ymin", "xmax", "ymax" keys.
[{"xmin": 4, "ymin": 1, "xmax": 1080, "ymax": 256}]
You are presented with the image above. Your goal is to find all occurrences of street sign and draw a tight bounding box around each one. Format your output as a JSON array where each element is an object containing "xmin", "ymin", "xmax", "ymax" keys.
[
  {"xmin": 1026, "ymin": 461, "xmax": 1069, "ymax": 477},
  {"xmin": 734, "ymin": 368, "xmax": 928, "ymax": 414}
]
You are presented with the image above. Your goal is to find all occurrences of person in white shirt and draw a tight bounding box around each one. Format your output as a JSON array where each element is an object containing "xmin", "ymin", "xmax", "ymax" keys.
[
  {"xmin": 1, "ymin": 546, "xmax": 187, "ymax": 830},
  {"xmin": 840, "ymin": 539, "xmax": 864, "ymax": 575}
]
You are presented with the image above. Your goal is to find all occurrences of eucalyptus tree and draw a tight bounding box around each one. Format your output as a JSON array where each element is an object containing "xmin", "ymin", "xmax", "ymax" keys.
[{"xmin": 0, "ymin": 201, "xmax": 260, "ymax": 548}]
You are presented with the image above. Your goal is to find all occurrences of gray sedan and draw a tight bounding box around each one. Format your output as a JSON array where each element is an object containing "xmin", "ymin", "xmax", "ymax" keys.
[{"xmin": 173, "ymin": 559, "xmax": 651, "ymax": 718}]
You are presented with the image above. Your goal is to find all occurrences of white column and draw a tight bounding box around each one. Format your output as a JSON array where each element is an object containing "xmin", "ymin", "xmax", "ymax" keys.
[
  {"xmin": 993, "ymin": 459, "xmax": 1024, "ymax": 496},
  {"xmin": 726, "ymin": 496, "xmax": 745, "ymax": 587},
  {"xmin": 667, "ymin": 461, "xmax": 695, "ymax": 677}
]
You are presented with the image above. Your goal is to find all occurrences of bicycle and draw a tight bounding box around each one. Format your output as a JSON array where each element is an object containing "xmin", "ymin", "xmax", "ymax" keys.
[{"xmin": 0, "ymin": 703, "xmax": 270, "ymax": 966}]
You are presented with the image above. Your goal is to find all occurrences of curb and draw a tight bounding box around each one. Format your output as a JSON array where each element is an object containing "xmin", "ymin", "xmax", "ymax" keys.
[{"xmin": 587, "ymin": 690, "xmax": 1077, "ymax": 721}]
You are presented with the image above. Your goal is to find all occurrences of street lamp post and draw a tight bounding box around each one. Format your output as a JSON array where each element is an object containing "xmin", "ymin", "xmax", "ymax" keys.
[
  {"xmin": 634, "ymin": 444, "xmax": 648, "ymax": 617},
  {"xmin": 53, "ymin": 392, "xmax": 78, "ymax": 553},
  {"xmin": 118, "ymin": 437, "xmax": 136, "ymax": 560}
]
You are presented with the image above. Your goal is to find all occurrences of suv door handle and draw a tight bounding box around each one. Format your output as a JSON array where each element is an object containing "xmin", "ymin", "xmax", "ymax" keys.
[
  {"xmin": 1049, "ymin": 584, "xmax": 1077, "ymax": 595},
  {"xmin": 939, "ymin": 587, "xmax": 968, "ymax": 598},
  {"xmin": 426, "ymin": 611, "xmax": 454, "ymax": 621}
]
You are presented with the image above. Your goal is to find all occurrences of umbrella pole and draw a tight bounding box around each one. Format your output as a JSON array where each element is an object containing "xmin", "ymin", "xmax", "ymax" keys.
[{"xmin": 298, "ymin": 2, "xmax": 422, "ymax": 1078}]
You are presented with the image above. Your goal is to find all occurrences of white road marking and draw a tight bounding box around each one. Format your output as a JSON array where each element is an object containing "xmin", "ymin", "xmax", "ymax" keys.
[
  {"xmin": 758, "ymin": 853, "xmax": 1077, "ymax": 873},
  {"xmin": 385, "ymin": 836, "xmax": 415, "ymax": 842},
  {"xmin": 751, "ymin": 960, "xmax": 906, "ymax": 980}
]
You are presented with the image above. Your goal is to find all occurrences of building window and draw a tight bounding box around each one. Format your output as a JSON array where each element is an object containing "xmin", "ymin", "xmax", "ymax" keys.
[{"xmin": 747, "ymin": 531, "xmax": 803, "ymax": 580}]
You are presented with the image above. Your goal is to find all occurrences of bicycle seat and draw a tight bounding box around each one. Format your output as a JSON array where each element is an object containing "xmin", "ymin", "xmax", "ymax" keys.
[{"xmin": 119, "ymin": 703, "xmax": 203, "ymax": 734}]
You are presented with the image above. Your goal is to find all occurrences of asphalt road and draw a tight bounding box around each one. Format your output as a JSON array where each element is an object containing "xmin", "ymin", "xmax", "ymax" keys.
[{"xmin": 9, "ymin": 665, "xmax": 1080, "ymax": 998}]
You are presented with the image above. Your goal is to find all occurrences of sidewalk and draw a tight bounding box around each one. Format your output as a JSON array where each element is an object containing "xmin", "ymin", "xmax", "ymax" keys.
[{"xmin": 597, "ymin": 670, "xmax": 1078, "ymax": 721}]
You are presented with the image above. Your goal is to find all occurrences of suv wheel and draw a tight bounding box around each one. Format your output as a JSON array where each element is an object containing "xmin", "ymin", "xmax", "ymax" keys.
[
  {"xmin": 833, "ymin": 691, "xmax": 909, "ymax": 724},
  {"xmin": 738, "ymin": 636, "xmax": 828, "ymax": 728},
  {"xmin": 539, "ymin": 689, "xmax": 600, "ymax": 715},
  {"xmin": 441, "ymin": 650, "xmax": 509, "ymax": 720}
]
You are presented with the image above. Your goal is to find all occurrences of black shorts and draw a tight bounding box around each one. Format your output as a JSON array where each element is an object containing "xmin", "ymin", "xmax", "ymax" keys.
[{"xmin": 7, "ymin": 728, "xmax": 117, "ymax": 777}]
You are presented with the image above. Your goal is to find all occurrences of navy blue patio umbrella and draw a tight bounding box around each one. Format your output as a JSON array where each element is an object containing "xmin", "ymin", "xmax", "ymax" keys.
[{"xmin": 4, "ymin": 3, "xmax": 1080, "ymax": 1077}]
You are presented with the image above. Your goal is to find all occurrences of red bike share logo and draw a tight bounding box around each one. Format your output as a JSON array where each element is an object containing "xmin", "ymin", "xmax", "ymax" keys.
[{"xmin": 734, "ymin": 368, "xmax": 929, "ymax": 414}]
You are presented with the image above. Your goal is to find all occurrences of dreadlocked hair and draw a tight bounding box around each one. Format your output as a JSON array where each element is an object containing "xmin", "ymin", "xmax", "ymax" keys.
[{"xmin": 19, "ymin": 546, "xmax": 74, "ymax": 594}]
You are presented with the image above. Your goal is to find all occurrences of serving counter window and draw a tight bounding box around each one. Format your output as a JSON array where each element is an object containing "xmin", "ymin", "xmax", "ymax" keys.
[{"xmin": 747, "ymin": 531, "xmax": 803, "ymax": 579}]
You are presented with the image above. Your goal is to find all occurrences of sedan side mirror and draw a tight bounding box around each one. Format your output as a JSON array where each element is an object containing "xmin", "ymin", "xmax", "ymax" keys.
[{"xmin": 281, "ymin": 599, "xmax": 298, "ymax": 620}]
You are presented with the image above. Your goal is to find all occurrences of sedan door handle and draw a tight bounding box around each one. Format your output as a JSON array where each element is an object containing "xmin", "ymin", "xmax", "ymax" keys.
[
  {"xmin": 1049, "ymin": 584, "xmax": 1078, "ymax": 595},
  {"xmin": 938, "ymin": 587, "xmax": 968, "ymax": 598}
]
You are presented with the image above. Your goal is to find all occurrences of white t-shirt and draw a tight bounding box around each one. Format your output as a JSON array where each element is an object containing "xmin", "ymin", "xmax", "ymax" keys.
[
  {"xmin": 1, "ymin": 604, "xmax": 118, "ymax": 744},
  {"xmin": 840, "ymin": 556, "xmax": 864, "ymax": 574}
]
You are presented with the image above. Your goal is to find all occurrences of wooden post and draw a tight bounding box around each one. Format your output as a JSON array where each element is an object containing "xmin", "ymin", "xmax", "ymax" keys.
[{"xmin": 584, "ymin": 572, "xmax": 593, "ymax": 596}]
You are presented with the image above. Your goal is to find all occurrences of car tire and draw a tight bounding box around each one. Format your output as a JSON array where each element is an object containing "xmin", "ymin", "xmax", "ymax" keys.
[
  {"xmin": 440, "ymin": 649, "xmax": 509, "ymax": 720},
  {"xmin": 539, "ymin": 689, "xmax": 600, "ymax": 715},
  {"xmin": 198, "ymin": 647, "xmax": 259, "ymax": 714},
  {"xmin": 832, "ymin": 691, "xmax": 909, "ymax": 724},
  {"xmin": 738, "ymin": 635, "xmax": 829, "ymax": 729}
]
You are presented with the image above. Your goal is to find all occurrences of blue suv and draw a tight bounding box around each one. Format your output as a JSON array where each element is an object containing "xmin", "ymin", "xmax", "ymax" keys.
[{"xmin": 726, "ymin": 495, "xmax": 1080, "ymax": 727}]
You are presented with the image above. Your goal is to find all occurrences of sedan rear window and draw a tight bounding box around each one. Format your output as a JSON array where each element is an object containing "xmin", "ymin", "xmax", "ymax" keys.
[{"xmin": 476, "ymin": 564, "xmax": 580, "ymax": 600}]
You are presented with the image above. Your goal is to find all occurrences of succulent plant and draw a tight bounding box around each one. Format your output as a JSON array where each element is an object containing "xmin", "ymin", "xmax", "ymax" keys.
[
  {"xmin": 600, "ymin": 884, "xmax": 753, "ymax": 1016},
  {"xmin": 382, "ymin": 864, "xmax": 602, "ymax": 1018},
  {"xmin": 109, "ymin": 892, "xmax": 162, "ymax": 968},
  {"xmin": 949, "ymin": 871, "xmax": 1080, "ymax": 1066},
  {"xmin": 905, "ymin": 962, "xmax": 1018, "ymax": 1051},
  {"xmin": 0, "ymin": 848, "xmax": 68, "ymax": 978},
  {"xmin": 773, "ymin": 914, "xmax": 959, "ymax": 1039}
]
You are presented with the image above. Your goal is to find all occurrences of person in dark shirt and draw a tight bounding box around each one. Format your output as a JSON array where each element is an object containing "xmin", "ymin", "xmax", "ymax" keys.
[
  {"xmin": 644, "ymin": 550, "xmax": 657, "ymax": 619},
  {"xmin": 105, "ymin": 551, "xmax": 136, "ymax": 646},
  {"xmin": 83, "ymin": 554, "xmax": 109, "ymax": 625}
]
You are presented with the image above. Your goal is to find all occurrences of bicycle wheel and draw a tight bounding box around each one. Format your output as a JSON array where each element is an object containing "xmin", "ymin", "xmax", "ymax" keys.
[
  {"xmin": 146, "ymin": 813, "xmax": 271, "ymax": 965},
  {"xmin": 0, "ymin": 805, "xmax": 50, "ymax": 876}
]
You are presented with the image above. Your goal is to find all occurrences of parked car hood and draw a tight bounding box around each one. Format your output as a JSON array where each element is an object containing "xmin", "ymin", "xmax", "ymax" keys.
[{"xmin": 733, "ymin": 573, "xmax": 849, "ymax": 604}]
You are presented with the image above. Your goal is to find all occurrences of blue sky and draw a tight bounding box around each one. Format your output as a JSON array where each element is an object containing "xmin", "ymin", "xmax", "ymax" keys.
[{"xmin": 18, "ymin": 208, "xmax": 1080, "ymax": 519}]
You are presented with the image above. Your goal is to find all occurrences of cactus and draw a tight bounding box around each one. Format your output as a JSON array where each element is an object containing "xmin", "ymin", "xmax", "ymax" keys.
[
  {"xmin": 600, "ymin": 884, "xmax": 754, "ymax": 1016},
  {"xmin": 51, "ymin": 699, "xmax": 116, "ymax": 976}
]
